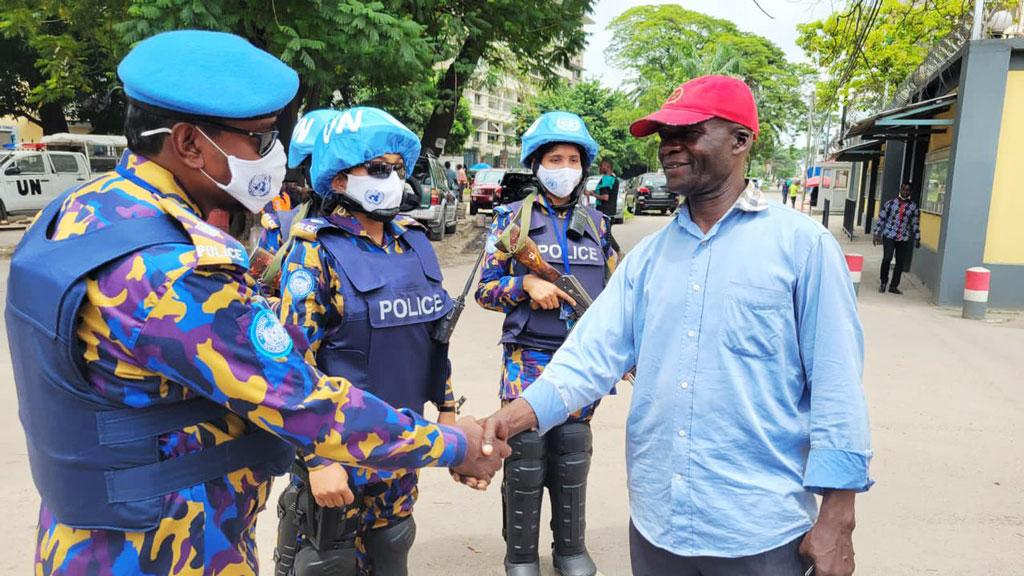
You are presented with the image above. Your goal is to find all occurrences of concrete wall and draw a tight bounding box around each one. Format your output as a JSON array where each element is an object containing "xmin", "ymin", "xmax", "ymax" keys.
[
  {"xmin": 935, "ymin": 40, "xmax": 1014, "ymax": 306},
  {"xmin": 983, "ymin": 70, "xmax": 1024, "ymax": 265}
]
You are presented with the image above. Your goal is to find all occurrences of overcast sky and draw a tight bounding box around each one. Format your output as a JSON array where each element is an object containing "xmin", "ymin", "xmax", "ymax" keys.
[{"xmin": 582, "ymin": 0, "xmax": 840, "ymax": 89}]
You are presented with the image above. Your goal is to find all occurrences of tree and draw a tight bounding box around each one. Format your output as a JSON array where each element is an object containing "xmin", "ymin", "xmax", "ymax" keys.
[
  {"xmin": 116, "ymin": 0, "xmax": 434, "ymax": 148},
  {"xmin": 512, "ymin": 80, "xmax": 650, "ymax": 175},
  {"xmin": 796, "ymin": 0, "xmax": 974, "ymax": 113},
  {"xmin": 412, "ymin": 0, "xmax": 595, "ymax": 156},
  {"xmin": 606, "ymin": 4, "xmax": 810, "ymax": 168},
  {"xmin": 0, "ymin": 0, "xmax": 130, "ymax": 133}
]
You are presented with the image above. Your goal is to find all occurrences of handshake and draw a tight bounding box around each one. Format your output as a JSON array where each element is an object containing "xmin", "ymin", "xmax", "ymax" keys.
[{"xmin": 448, "ymin": 402, "xmax": 528, "ymax": 490}]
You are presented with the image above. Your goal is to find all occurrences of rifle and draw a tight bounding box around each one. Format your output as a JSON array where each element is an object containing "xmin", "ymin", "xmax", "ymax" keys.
[
  {"xmin": 496, "ymin": 223, "xmax": 635, "ymax": 384},
  {"xmin": 432, "ymin": 235, "xmax": 489, "ymax": 344}
]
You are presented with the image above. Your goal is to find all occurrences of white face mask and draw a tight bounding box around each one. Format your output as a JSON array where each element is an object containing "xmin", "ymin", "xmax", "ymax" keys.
[
  {"xmin": 184, "ymin": 127, "xmax": 288, "ymax": 213},
  {"xmin": 537, "ymin": 166, "xmax": 582, "ymax": 198},
  {"xmin": 341, "ymin": 172, "xmax": 405, "ymax": 216}
]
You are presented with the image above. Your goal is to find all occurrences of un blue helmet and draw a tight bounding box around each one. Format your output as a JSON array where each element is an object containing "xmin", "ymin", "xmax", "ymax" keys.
[
  {"xmin": 288, "ymin": 109, "xmax": 341, "ymax": 169},
  {"xmin": 519, "ymin": 111, "xmax": 600, "ymax": 168},
  {"xmin": 310, "ymin": 107, "xmax": 421, "ymax": 198}
]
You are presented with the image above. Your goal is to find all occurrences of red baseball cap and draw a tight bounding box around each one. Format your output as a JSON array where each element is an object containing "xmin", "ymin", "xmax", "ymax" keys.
[{"xmin": 629, "ymin": 75, "xmax": 760, "ymax": 138}]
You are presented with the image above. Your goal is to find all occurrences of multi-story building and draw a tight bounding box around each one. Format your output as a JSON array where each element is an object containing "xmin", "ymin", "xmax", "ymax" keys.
[{"xmin": 445, "ymin": 54, "xmax": 584, "ymax": 169}]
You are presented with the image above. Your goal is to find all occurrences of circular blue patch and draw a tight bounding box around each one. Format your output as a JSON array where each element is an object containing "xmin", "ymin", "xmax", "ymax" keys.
[
  {"xmin": 286, "ymin": 269, "xmax": 316, "ymax": 299},
  {"xmin": 250, "ymin": 308, "xmax": 293, "ymax": 359}
]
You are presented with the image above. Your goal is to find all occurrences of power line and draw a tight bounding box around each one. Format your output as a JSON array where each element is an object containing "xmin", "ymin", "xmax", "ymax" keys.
[{"xmin": 751, "ymin": 0, "xmax": 776, "ymax": 19}]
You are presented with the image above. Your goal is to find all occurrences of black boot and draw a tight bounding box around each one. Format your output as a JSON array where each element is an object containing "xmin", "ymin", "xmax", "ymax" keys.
[
  {"xmin": 547, "ymin": 422, "xmax": 597, "ymax": 576},
  {"xmin": 503, "ymin": 430, "xmax": 546, "ymax": 576}
]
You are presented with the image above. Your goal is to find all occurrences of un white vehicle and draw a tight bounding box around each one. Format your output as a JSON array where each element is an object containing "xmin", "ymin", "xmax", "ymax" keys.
[{"xmin": 0, "ymin": 146, "xmax": 91, "ymax": 219}]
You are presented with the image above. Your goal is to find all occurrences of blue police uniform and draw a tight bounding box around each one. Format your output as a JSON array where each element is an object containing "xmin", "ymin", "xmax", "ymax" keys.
[
  {"xmin": 476, "ymin": 112, "xmax": 609, "ymax": 576},
  {"xmin": 276, "ymin": 107, "xmax": 457, "ymax": 576},
  {"xmin": 9, "ymin": 32, "xmax": 469, "ymax": 576}
]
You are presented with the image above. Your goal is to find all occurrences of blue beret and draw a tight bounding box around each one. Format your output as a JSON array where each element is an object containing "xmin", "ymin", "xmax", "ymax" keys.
[
  {"xmin": 310, "ymin": 107, "xmax": 422, "ymax": 197},
  {"xmin": 520, "ymin": 111, "xmax": 600, "ymax": 168},
  {"xmin": 118, "ymin": 30, "xmax": 299, "ymax": 119},
  {"xmin": 288, "ymin": 109, "xmax": 341, "ymax": 168}
]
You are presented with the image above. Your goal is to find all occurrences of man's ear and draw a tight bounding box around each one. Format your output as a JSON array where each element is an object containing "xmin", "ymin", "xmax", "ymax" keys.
[
  {"xmin": 171, "ymin": 123, "xmax": 206, "ymax": 170},
  {"xmin": 734, "ymin": 130, "xmax": 754, "ymax": 154}
]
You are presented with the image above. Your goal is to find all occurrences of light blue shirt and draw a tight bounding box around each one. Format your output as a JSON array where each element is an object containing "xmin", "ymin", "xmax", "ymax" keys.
[{"xmin": 522, "ymin": 185, "xmax": 873, "ymax": 558}]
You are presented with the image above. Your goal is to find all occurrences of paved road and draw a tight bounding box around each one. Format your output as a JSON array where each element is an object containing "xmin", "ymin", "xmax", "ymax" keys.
[{"xmin": 1, "ymin": 209, "xmax": 1022, "ymax": 574}]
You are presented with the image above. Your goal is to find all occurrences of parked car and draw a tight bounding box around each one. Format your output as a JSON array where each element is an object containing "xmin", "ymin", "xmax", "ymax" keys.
[
  {"xmin": 632, "ymin": 172, "xmax": 677, "ymax": 215},
  {"xmin": 495, "ymin": 169, "xmax": 537, "ymax": 206},
  {"xmin": 469, "ymin": 168, "xmax": 506, "ymax": 214},
  {"xmin": 0, "ymin": 146, "xmax": 91, "ymax": 220},
  {"xmin": 403, "ymin": 154, "xmax": 459, "ymax": 241}
]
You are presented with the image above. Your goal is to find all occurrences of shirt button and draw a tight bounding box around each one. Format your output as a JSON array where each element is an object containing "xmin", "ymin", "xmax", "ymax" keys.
[
  {"xmin": 678, "ymin": 429, "xmax": 687, "ymax": 438},
  {"xmin": 680, "ymin": 381, "xmax": 689, "ymax": 389},
  {"xmin": 692, "ymin": 283, "xmax": 701, "ymax": 292},
  {"xmin": 676, "ymin": 473, "xmax": 685, "ymax": 481},
  {"xmin": 687, "ymin": 330, "xmax": 696, "ymax": 338}
]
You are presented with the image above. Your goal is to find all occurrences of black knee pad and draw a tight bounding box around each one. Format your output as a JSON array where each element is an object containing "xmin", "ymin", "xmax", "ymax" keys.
[
  {"xmin": 364, "ymin": 516, "xmax": 416, "ymax": 576},
  {"xmin": 505, "ymin": 429, "xmax": 547, "ymax": 488},
  {"xmin": 548, "ymin": 422, "xmax": 592, "ymax": 485}
]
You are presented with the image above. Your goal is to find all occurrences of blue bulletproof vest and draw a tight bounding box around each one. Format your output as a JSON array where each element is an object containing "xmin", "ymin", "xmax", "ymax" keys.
[
  {"xmin": 6, "ymin": 190, "xmax": 294, "ymax": 531},
  {"xmin": 316, "ymin": 225, "xmax": 453, "ymax": 415},
  {"xmin": 502, "ymin": 201, "xmax": 607, "ymax": 351}
]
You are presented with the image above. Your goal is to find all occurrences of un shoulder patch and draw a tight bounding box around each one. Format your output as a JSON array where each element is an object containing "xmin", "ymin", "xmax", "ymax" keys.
[
  {"xmin": 250, "ymin": 307, "xmax": 293, "ymax": 359},
  {"xmin": 286, "ymin": 269, "xmax": 315, "ymax": 299}
]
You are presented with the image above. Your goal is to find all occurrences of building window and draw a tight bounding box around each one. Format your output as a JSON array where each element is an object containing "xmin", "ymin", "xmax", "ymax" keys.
[
  {"xmin": 474, "ymin": 93, "xmax": 483, "ymax": 106},
  {"xmin": 922, "ymin": 148, "xmax": 950, "ymax": 215}
]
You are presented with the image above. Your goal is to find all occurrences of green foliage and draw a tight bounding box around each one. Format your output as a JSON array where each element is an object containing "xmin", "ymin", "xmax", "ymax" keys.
[
  {"xmin": 606, "ymin": 4, "xmax": 811, "ymax": 167},
  {"xmin": 796, "ymin": 0, "xmax": 981, "ymax": 112},
  {"xmin": 512, "ymin": 80, "xmax": 651, "ymax": 174},
  {"xmin": 0, "ymin": 0, "xmax": 129, "ymax": 131}
]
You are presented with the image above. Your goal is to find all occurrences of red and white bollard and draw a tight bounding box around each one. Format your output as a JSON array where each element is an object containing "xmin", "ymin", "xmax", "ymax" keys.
[
  {"xmin": 963, "ymin": 267, "xmax": 991, "ymax": 320},
  {"xmin": 845, "ymin": 253, "xmax": 864, "ymax": 296}
]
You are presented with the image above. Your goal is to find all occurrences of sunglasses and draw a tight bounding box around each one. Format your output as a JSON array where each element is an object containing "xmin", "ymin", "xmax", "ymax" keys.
[
  {"xmin": 362, "ymin": 160, "xmax": 407, "ymax": 180},
  {"xmin": 198, "ymin": 119, "xmax": 280, "ymax": 157}
]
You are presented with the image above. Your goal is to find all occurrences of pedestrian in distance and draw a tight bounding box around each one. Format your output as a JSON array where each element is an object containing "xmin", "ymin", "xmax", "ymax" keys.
[
  {"xmin": 789, "ymin": 178, "xmax": 801, "ymax": 208},
  {"xmin": 476, "ymin": 111, "xmax": 618, "ymax": 576},
  {"xmin": 457, "ymin": 163, "xmax": 469, "ymax": 199},
  {"xmin": 5, "ymin": 30, "xmax": 506, "ymax": 576},
  {"xmin": 275, "ymin": 106, "xmax": 466, "ymax": 575},
  {"xmin": 479, "ymin": 75, "xmax": 872, "ymax": 576},
  {"xmin": 444, "ymin": 160, "xmax": 458, "ymax": 191},
  {"xmin": 873, "ymin": 182, "xmax": 921, "ymax": 294},
  {"xmin": 593, "ymin": 158, "xmax": 623, "ymax": 255},
  {"xmin": 782, "ymin": 177, "xmax": 792, "ymax": 204}
]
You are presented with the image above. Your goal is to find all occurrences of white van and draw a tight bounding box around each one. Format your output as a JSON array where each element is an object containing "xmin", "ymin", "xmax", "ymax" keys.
[{"xmin": 0, "ymin": 147, "xmax": 91, "ymax": 219}]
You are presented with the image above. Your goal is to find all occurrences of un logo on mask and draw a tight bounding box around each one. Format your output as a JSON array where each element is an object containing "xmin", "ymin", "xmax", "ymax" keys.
[
  {"xmin": 248, "ymin": 174, "xmax": 272, "ymax": 198},
  {"xmin": 366, "ymin": 190, "xmax": 384, "ymax": 206}
]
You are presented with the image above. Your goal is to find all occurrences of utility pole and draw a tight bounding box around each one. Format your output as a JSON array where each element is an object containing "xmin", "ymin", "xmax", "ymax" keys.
[
  {"xmin": 972, "ymin": 0, "xmax": 987, "ymax": 40},
  {"xmin": 804, "ymin": 90, "xmax": 815, "ymax": 181}
]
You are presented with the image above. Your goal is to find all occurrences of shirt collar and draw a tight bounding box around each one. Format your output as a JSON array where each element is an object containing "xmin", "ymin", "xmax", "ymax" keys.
[
  {"xmin": 326, "ymin": 204, "xmax": 408, "ymax": 246},
  {"xmin": 118, "ymin": 151, "xmax": 203, "ymax": 217},
  {"xmin": 676, "ymin": 180, "xmax": 767, "ymax": 239}
]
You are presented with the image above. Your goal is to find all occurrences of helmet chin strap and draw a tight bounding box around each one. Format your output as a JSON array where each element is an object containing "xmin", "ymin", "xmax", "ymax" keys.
[{"xmin": 336, "ymin": 193, "xmax": 399, "ymax": 222}]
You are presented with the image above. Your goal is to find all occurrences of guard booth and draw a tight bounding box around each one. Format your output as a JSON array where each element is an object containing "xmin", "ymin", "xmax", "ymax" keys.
[{"xmin": 835, "ymin": 36, "xmax": 1024, "ymax": 309}]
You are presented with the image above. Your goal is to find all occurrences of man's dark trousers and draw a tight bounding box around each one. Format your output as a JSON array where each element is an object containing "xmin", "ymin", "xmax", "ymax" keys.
[
  {"xmin": 629, "ymin": 521, "xmax": 811, "ymax": 575},
  {"xmin": 881, "ymin": 237, "xmax": 912, "ymax": 289}
]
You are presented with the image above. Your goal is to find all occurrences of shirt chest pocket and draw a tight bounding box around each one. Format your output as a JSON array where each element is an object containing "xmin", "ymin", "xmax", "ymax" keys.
[{"xmin": 719, "ymin": 284, "xmax": 791, "ymax": 358}]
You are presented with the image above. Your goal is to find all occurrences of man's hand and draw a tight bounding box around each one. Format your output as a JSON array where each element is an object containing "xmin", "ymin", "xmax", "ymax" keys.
[
  {"xmin": 308, "ymin": 463, "xmax": 355, "ymax": 508},
  {"xmin": 799, "ymin": 491, "xmax": 856, "ymax": 576},
  {"xmin": 523, "ymin": 274, "xmax": 576, "ymax": 310},
  {"xmin": 872, "ymin": 235, "xmax": 880, "ymax": 246},
  {"xmin": 915, "ymin": 239, "xmax": 921, "ymax": 249},
  {"xmin": 451, "ymin": 416, "xmax": 510, "ymax": 490}
]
